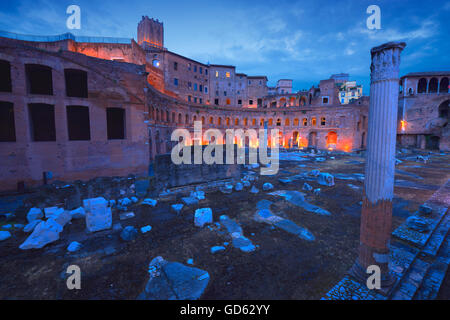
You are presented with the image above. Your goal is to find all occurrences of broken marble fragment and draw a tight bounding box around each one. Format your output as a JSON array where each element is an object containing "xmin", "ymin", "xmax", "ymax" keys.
[
  {"xmin": 141, "ymin": 225, "xmax": 152, "ymax": 233},
  {"xmin": 23, "ymin": 220, "xmax": 42, "ymax": 233},
  {"xmin": 69, "ymin": 207, "xmax": 86, "ymax": 219},
  {"xmin": 250, "ymin": 186, "xmax": 259, "ymax": 194},
  {"xmin": 210, "ymin": 246, "xmax": 226, "ymax": 254},
  {"xmin": 67, "ymin": 241, "xmax": 82, "ymax": 252},
  {"xmin": 44, "ymin": 207, "xmax": 65, "ymax": 219},
  {"xmin": 118, "ymin": 198, "xmax": 132, "ymax": 207},
  {"xmin": 27, "ymin": 208, "xmax": 43, "ymax": 223},
  {"xmin": 0, "ymin": 231, "xmax": 11, "ymax": 241},
  {"xmin": 262, "ymin": 183, "xmax": 274, "ymax": 191},
  {"xmin": 190, "ymin": 191, "xmax": 205, "ymax": 200},
  {"xmin": 219, "ymin": 184, "xmax": 233, "ymax": 194},
  {"xmin": 254, "ymin": 200, "xmax": 315, "ymax": 241},
  {"xmin": 138, "ymin": 256, "xmax": 209, "ymax": 300},
  {"xmin": 242, "ymin": 180, "xmax": 251, "ymax": 188},
  {"xmin": 119, "ymin": 212, "xmax": 135, "ymax": 220},
  {"xmin": 182, "ymin": 196, "xmax": 198, "ymax": 206},
  {"xmin": 219, "ymin": 215, "xmax": 256, "ymax": 253},
  {"xmin": 142, "ymin": 198, "xmax": 157, "ymax": 207},
  {"xmin": 269, "ymin": 190, "xmax": 331, "ymax": 216},
  {"xmin": 317, "ymin": 173, "xmax": 335, "ymax": 186},
  {"xmin": 121, "ymin": 226, "xmax": 138, "ymax": 241},
  {"xmin": 19, "ymin": 220, "xmax": 63, "ymax": 249},
  {"xmin": 171, "ymin": 204, "xmax": 184, "ymax": 214}
]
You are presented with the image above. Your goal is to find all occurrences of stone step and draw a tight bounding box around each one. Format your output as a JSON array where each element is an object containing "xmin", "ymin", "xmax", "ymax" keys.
[
  {"xmin": 414, "ymin": 236, "xmax": 450, "ymax": 300},
  {"xmin": 421, "ymin": 212, "xmax": 450, "ymax": 257},
  {"xmin": 390, "ymin": 257, "xmax": 432, "ymax": 300}
]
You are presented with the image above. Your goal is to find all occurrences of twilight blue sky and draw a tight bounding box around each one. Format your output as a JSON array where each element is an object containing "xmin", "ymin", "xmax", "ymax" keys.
[{"xmin": 1, "ymin": 0, "xmax": 449, "ymax": 93}]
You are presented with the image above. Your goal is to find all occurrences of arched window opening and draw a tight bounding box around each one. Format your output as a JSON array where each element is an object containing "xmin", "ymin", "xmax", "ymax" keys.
[
  {"xmin": 302, "ymin": 118, "xmax": 307, "ymax": 126},
  {"xmin": 417, "ymin": 78, "xmax": 427, "ymax": 93},
  {"xmin": 439, "ymin": 77, "xmax": 449, "ymax": 93},
  {"xmin": 428, "ymin": 78, "xmax": 438, "ymax": 93}
]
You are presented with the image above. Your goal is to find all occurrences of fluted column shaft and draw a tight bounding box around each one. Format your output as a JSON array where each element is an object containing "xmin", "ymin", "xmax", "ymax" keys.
[{"xmin": 351, "ymin": 42, "xmax": 406, "ymax": 291}]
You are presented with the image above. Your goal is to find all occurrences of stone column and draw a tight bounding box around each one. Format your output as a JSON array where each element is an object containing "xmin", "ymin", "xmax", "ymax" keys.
[{"xmin": 350, "ymin": 42, "xmax": 406, "ymax": 293}]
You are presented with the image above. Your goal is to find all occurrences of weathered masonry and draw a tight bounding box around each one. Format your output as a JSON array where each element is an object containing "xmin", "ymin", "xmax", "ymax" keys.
[
  {"xmin": 398, "ymin": 72, "xmax": 450, "ymax": 151},
  {"xmin": 0, "ymin": 38, "xmax": 149, "ymax": 191}
]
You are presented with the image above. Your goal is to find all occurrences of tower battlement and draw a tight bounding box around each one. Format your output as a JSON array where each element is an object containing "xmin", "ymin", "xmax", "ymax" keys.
[{"xmin": 137, "ymin": 15, "xmax": 164, "ymax": 48}]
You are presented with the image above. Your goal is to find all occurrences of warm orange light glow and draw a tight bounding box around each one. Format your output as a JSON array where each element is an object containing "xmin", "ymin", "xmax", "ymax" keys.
[{"xmin": 400, "ymin": 120, "xmax": 407, "ymax": 131}]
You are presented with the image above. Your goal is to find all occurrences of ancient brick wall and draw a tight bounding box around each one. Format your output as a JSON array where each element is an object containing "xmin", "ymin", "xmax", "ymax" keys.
[{"xmin": 0, "ymin": 38, "xmax": 149, "ymax": 192}]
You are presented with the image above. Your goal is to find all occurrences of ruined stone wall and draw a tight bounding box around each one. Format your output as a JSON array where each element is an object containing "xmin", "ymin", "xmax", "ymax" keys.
[
  {"xmin": 71, "ymin": 40, "xmax": 146, "ymax": 66},
  {"xmin": 153, "ymin": 146, "xmax": 241, "ymax": 189},
  {"xmin": 397, "ymin": 85, "xmax": 450, "ymax": 151},
  {"xmin": 0, "ymin": 38, "xmax": 149, "ymax": 192}
]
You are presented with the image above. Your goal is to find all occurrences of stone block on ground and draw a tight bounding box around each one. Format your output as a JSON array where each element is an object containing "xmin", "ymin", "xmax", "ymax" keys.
[
  {"xmin": 83, "ymin": 197, "xmax": 112, "ymax": 233},
  {"xmin": 194, "ymin": 208, "xmax": 213, "ymax": 227}
]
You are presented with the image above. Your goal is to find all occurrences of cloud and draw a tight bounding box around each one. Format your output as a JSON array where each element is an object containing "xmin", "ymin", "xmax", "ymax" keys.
[{"xmin": 357, "ymin": 18, "xmax": 438, "ymax": 42}]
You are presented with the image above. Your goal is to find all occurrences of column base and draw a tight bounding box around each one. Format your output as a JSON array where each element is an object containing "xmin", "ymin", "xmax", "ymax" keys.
[{"xmin": 348, "ymin": 261, "xmax": 397, "ymax": 297}]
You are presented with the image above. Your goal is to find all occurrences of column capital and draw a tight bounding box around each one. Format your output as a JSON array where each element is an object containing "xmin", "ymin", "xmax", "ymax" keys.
[{"xmin": 370, "ymin": 42, "xmax": 406, "ymax": 83}]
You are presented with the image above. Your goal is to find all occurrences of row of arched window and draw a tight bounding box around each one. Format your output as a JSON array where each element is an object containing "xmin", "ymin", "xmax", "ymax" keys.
[
  {"xmin": 149, "ymin": 107, "xmax": 337, "ymax": 128},
  {"xmin": 415, "ymin": 77, "xmax": 449, "ymax": 94}
]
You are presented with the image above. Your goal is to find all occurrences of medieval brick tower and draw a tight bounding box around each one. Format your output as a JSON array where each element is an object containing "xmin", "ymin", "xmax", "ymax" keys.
[{"xmin": 137, "ymin": 16, "xmax": 164, "ymax": 48}]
